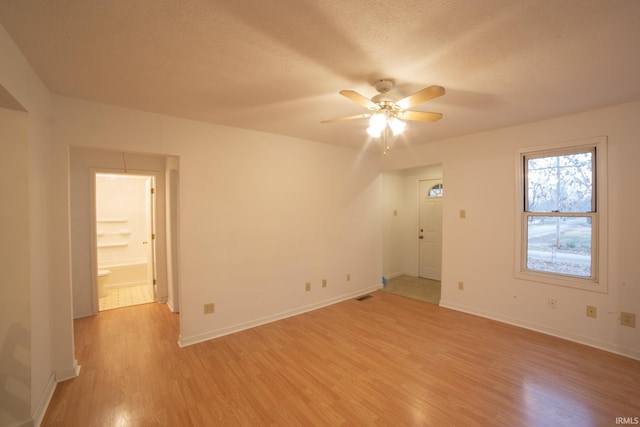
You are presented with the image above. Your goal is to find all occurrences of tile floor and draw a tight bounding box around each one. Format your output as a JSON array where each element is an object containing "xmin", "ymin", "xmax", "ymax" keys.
[
  {"xmin": 99, "ymin": 284, "xmax": 155, "ymax": 311},
  {"xmin": 382, "ymin": 275, "xmax": 441, "ymax": 305}
]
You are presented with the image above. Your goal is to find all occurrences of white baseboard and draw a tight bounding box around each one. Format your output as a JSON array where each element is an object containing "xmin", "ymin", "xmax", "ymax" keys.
[
  {"xmin": 166, "ymin": 299, "xmax": 178, "ymax": 313},
  {"xmin": 9, "ymin": 419, "xmax": 33, "ymax": 427},
  {"xmin": 384, "ymin": 272, "xmax": 425, "ymax": 281},
  {"xmin": 32, "ymin": 373, "xmax": 57, "ymax": 427},
  {"xmin": 439, "ymin": 299, "xmax": 640, "ymax": 361},
  {"xmin": 28, "ymin": 362, "xmax": 81, "ymax": 427},
  {"xmin": 54, "ymin": 359, "xmax": 81, "ymax": 382},
  {"xmin": 178, "ymin": 285, "xmax": 381, "ymax": 347},
  {"xmin": 73, "ymin": 309, "xmax": 95, "ymax": 319}
]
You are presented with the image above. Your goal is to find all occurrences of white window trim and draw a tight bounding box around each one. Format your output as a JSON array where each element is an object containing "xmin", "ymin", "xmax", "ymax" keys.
[{"xmin": 514, "ymin": 136, "xmax": 608, "ymax": 293}]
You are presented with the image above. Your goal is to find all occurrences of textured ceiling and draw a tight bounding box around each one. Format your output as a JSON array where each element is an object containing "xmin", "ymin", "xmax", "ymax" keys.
[{"xmin": 1, "ymin": 0, "xmax": 640, "ymax": 152}]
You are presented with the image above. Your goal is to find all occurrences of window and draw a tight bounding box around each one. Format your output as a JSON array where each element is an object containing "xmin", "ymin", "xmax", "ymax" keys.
[
  {"xmin": 428, "ymin": 183, "xmax": 443, "ymax": 197},
  {"xmin": 515, "ymin": 137, "xmax": 607, "ymax": 292}
]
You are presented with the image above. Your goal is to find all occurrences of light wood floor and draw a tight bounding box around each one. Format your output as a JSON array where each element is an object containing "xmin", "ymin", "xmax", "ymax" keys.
[{"xmin": 42, "ymin": 291, "xmax": 640, "ymax": 426}]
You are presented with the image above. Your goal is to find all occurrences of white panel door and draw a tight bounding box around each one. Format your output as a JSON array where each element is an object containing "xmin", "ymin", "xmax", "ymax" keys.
[{"xmin": 418, "ymin": 180, "xmax": 443, "ymax": 280}]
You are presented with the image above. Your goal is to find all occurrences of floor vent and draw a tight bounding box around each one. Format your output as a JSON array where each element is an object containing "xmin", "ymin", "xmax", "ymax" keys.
[{"xmin": 355, "ymin": 295, "xmax": 372, "ymax": 301}]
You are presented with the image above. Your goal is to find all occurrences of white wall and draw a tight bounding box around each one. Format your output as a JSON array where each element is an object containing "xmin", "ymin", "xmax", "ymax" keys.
[
  {"xmin": 0, "ymin": 23, "xmax": 57, "ymax": 426},
  {"xmin": 96, "ymin": 174, "xmax": 150, "ymax": 264},
  {"xmin": 0, "ymin": 107, "xmax": 31, "ymax": 427},
  {"xmin": 52, "ymin": 96, "xmax": 383, "ymax": 347},
  {"xmin": 165, "ymin": 161, "xmax": 180, "ymax": 312},
  {"xmin": 382, "ymin": 101, "xmax": 640, "ymax": 359},
  {"xmin": 382, "ymin": 171, "xmax": 404, "ymax": 278}
]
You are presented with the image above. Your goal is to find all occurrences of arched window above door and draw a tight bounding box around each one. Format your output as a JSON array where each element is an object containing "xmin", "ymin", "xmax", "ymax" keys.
[{"xmin": 428, "ymin": 183, "xmax": 443, "ymax": 197}]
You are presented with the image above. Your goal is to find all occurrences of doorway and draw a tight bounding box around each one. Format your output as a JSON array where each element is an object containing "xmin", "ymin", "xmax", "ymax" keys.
[
  {"xmin": 381, "ymin": 165, "xmax": 444, "ymax": 305},
  {"xmin": 94, "ymin": 173, "xmax": 156, "ymax": 311}
]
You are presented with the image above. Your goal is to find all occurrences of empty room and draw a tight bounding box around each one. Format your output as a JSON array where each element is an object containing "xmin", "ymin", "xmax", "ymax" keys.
[{"xmin": 1, "ymin": 1, "xmax": 639, "ymax": 426}]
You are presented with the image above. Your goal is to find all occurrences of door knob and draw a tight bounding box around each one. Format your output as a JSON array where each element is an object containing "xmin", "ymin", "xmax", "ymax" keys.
[
  {"xmin": 142, "ymin": 241, "xmax": 148, "ymax": 245},
  {"xmin": 419, "ymin": 235, "xmax": 424, "ymax": 239}
]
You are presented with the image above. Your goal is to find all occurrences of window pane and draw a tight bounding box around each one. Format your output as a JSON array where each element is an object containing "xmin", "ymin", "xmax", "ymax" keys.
[
  {"xmin": 428, "ymin": 184, "xmax": 443, "ymax": 197},
  {"xmin": 526, "ymin": 151, "xmax": 592, "ymax": 212},
  {"xmin": 526, "ymin": 216, "xmax": 592, "ymax": 277}
]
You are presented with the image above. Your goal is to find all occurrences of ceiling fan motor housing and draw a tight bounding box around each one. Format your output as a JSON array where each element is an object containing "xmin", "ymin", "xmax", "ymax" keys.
[
  {"xmin": 371, "ymin": 79, "xmax": 396, "ymax": 103},
  {"xmin": 374, "ymin": 79, "xmax": 394, "ymax": 93}
]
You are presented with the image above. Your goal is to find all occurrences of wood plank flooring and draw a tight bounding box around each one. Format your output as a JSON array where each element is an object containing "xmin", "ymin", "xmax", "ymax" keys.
[{"xmin": 42, "ymin": 291, "xmax": 640, "ymax": 426}]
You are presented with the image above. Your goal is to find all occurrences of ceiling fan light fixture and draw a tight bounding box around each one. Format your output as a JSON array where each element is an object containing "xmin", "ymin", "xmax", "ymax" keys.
[
  {"xmin": 369, "ymin": 112, "xmax": 387, "ymax": 131},
  {"xmin": 366, "ymin": 126, "xmax": 382, "ymax": 138},
  {"xmin": 389, "ymin": 118, "xmax": 406, "ymax": 135}
]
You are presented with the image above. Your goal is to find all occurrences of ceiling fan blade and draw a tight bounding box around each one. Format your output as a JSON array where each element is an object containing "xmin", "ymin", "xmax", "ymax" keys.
[
  {"xmin": 396, "ymin": 85, "xmax": 445, "ymax": 109},
  {"xmin": 321, "ymin": 113, "xmax": 371, "ymax": 124},
  {"xmin": 339, "ymin": 90, "xmax": 378, "ymax": 110},
  {"xmin": 400, "ymin": 110, "xmax": 443, "ymax": 122}
]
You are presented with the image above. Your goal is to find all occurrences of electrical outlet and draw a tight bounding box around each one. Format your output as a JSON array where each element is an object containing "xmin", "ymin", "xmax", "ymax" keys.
[
  {"xmin": 346, "ymin": 273, "xmax": 351, "ymax": 282},
  {"xmin": 305, "ymin": 282, "xmax": 311, "ymax": 292},
  {"xmin": 459, "ymin": 209, "xmax": 466, "ymax": 219},
  {"xmin": 620, "ymin": 312, "xmax": 636, "ymax": 328},
  {"xmin": 458, "ymin": 281, "xmax": 464, "ymax": 290},
  {"xmin": 204, "ymin": 303, "xmax": 215, "ymax": 314},
  {"xmin": 586, "ymin": 305, "xmax": 597, "ymax": 318},
  {"xmin": 322, "ymin": 279, "xmax": 327, "ymax": 288},
  {"xmin": 548, "ymin": 298, "xmax": 557, "ymax": 309}
]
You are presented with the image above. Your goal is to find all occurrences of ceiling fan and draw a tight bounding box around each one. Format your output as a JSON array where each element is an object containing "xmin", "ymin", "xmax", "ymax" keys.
[{"xmin": 321, "ymin": 79, "xmax": 445, "ymax": 139}]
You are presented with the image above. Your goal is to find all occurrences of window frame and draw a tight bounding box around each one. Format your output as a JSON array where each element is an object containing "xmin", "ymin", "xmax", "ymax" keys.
[{"xmin": 514, "ymin": 136, "xmax": 608, "ymax": 293}]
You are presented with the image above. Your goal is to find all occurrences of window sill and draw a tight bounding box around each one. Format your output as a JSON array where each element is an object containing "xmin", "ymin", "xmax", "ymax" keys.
[{"xmin": 515, "ymin": 269, "xmax": 607, "ymax": 293}]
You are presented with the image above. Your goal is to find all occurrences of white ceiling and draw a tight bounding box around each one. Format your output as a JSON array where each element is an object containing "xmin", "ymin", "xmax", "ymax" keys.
[{"xmin": 2, "ymin": 0, "xmax": 640, "ymax": 152}]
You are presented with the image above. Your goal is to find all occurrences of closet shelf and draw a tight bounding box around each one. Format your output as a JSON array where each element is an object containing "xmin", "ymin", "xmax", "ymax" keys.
[
  {"xmin": 97, "ymin": 218, "xmax": 128, "ymax": 223},
  {"xmin": 97, "ymin": 229, "xmax": 132, "ymax": 236},
  {"xmin": 97, "ymin": 242, "xmax": 129, "ymax": 248}
]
